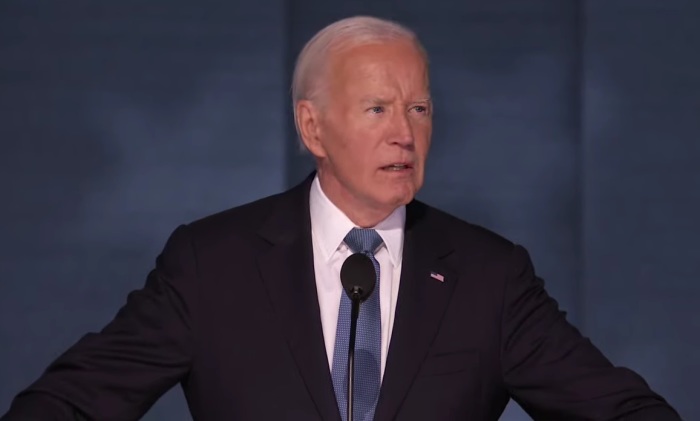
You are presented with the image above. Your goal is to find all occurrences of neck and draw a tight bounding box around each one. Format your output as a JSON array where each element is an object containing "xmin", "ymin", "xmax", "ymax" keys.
[{"xmin": 316, "ymin": 170, "xmax": 394, "ymax": 228}]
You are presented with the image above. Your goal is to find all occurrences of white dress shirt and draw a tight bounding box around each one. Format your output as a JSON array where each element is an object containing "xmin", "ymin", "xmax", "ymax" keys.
[{"xmin": 309, "ymin": 175, "xmax": 405, "ymax": 381}]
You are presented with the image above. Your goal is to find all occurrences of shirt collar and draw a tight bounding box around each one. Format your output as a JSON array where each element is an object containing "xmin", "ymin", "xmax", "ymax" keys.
[{"xmin": 309, "ymin": 174, "xmax": 405, "ymax": 266}]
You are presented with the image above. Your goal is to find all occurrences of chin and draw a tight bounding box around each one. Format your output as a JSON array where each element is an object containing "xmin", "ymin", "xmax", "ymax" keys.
[
  {"xmin": 383, "ymin": 189, "xmax": 416, "ymax": 208},
  {"xmin": 367, "ymin": 179, "xmax": 420, "ymax": 210}
]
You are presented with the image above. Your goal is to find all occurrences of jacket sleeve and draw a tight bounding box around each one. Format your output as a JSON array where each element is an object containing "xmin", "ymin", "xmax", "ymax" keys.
[
  {"xmin": 1, "ymin": 224, "xmax": 197, "ymax": 421},
  {"xmin": 501, "ymin": 245, "xmax": 681, "ymax": 420}
]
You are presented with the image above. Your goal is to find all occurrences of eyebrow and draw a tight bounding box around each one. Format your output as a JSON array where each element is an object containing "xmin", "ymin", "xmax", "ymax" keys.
[{"xmin": 360, "ymin": 96, "xmax": 432, "ymax": 104}]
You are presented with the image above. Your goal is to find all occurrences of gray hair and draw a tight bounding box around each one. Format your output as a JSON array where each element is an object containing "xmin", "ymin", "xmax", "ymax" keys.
[{"xmin": 291, "ymin": 16, "xmax": 428, "ymax": 149}]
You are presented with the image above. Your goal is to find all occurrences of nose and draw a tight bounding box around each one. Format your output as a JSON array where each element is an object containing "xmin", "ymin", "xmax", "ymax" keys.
[{"xmin": 390, "ymin": 110, "xmax": 415, "ymax": 148}]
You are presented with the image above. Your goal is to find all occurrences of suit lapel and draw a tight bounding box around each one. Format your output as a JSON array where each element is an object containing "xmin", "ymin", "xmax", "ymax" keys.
[
  {"xmin": 256, "ymin": 174, "xmax": 341, "ymax": 421},
  {"xmin": 374, "ymin": 201, "xmax": 458, "ymax": 421}
]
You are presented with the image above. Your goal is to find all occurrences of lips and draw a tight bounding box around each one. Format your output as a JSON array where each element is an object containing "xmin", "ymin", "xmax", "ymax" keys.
[{"xmin": 381, "ymin": 162, "xmax": 413, "ymax": 171}]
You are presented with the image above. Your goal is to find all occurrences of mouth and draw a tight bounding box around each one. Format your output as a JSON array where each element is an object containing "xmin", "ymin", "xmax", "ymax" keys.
[{"xmin": 380, "ymin": 162, "xmax": 414, "ymax": 172}]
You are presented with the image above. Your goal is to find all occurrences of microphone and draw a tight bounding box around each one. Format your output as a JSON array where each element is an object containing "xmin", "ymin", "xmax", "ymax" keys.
[{"xmin": 339, "ymin": 252, "xmax": 377, "ymax": 421}]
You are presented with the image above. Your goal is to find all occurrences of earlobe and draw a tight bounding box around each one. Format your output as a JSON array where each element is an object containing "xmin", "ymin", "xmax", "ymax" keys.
[{"xmin": 296, "ymin": 100, "xmax": 327, "ymax": 158}]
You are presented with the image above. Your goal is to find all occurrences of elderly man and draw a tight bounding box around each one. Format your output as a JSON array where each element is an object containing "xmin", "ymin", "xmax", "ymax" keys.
[{"xmin": 1, "ymin": 15, "xmax": 680, "ymax": 421}]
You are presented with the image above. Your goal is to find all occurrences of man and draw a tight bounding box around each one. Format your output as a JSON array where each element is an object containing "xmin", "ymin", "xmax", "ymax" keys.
[{"xmin": 1, "ymin": 15, "xmax": 680, "ymax": 421}]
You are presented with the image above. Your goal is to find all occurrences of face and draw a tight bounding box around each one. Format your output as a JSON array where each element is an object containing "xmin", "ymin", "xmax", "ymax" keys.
[{"xmin": 297, "ymin": 39, "xmax": 432, "ymax": 225}]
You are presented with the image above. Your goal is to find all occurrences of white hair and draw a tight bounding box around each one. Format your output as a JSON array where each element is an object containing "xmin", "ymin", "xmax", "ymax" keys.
[{"xmin": 290, "ymin": 16, "xmax": 428, "ymax": 149}]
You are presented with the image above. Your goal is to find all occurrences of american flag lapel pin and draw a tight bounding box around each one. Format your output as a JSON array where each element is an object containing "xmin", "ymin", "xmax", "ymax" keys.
[{"xmin": 430, "ymin": 271, "xmax": 445, "ymax": 283}]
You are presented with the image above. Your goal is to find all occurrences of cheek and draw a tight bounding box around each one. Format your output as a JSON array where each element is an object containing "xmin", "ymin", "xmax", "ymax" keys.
[
  {"xmin": 341, "ymin": 130, "xmax": 380, "ymax": 166},
  {"xmin": 414, "ymin": 124, "xmax": 432, "ymax": 153},
  {"xmin": 330, "ymin": 138, "xmax": 372, "ymax": 174}
]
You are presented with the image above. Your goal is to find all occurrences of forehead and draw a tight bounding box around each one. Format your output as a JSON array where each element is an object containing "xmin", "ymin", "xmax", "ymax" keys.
[{"xmin": 327, "ymin": 40, "xmax": 429, "ymax": 97}]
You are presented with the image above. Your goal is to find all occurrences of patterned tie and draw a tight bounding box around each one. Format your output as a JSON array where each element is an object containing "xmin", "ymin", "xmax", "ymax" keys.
[{"xmin": 331, "ymin": 228, "xmax": 383, "ymax": 421}]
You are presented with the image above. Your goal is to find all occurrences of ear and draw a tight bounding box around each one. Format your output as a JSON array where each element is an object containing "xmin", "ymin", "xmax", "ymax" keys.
[{"xmin": 295, "ymin": 100, "xmax": 327, "ymax": 158}]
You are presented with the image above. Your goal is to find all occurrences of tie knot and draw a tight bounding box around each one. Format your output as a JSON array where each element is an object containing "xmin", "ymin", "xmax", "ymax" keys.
[{"xmin": 344, "ymin": 228, "xmax": 383, "ymax": 255}]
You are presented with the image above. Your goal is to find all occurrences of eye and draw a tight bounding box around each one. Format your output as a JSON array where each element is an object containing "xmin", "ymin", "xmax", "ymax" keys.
[
  {"xmin": 412, "ymin": 105, "xmax": 428, "ymax": 114},
  {"xmin": 368, "ymin": 106, "xmax": 384, "ymax": 114}
]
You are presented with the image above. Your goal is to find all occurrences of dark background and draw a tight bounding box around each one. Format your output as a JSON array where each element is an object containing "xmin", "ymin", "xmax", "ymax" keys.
[{"xmin": 1, "ymin": 1, "xmax": 698, "ymax": 419}]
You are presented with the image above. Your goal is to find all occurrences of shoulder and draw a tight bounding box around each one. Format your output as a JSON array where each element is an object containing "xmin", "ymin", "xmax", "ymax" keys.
[
  {"xmin": 410, "ymin": 199, "xmax": 521, "ymax": 259},
  {"xmin": 189, "ymin": 190, "xmax": 286, "ymax": 235},
  {"xmin": 411, "ymin": 200, "xmax": 538, "ymax": 290},
  {"xmin": 162, "ymin": 187, "xmax": 296, "ymax": 254}
]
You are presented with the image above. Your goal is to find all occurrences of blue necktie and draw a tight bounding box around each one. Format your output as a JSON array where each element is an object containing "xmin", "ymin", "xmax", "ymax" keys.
[{"xmin": 331, "ymin": 228, "xmax": 383, "ymax": 421}]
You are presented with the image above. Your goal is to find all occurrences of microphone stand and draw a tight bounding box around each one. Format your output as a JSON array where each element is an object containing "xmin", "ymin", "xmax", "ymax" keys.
[{"xmin": 346, "ymin": 288, "xmax": 362, "ymax": 421}]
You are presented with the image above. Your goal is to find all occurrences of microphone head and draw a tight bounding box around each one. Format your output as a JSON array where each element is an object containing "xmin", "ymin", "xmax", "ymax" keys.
[{"xmin": 340, "ymin": 253, "xmax": 376, "ymax": 302}]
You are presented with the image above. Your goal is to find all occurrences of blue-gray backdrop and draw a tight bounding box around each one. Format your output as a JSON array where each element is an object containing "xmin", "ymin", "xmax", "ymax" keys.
[{"xmin": 1, "ymin": 1, "xmax": 698, "ymax": 419}]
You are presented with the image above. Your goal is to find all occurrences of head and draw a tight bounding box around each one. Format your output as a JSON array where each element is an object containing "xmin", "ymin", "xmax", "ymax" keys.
[{"xmin": 293, "ymin": 16, "xmax": 432, "ymax": 227}]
